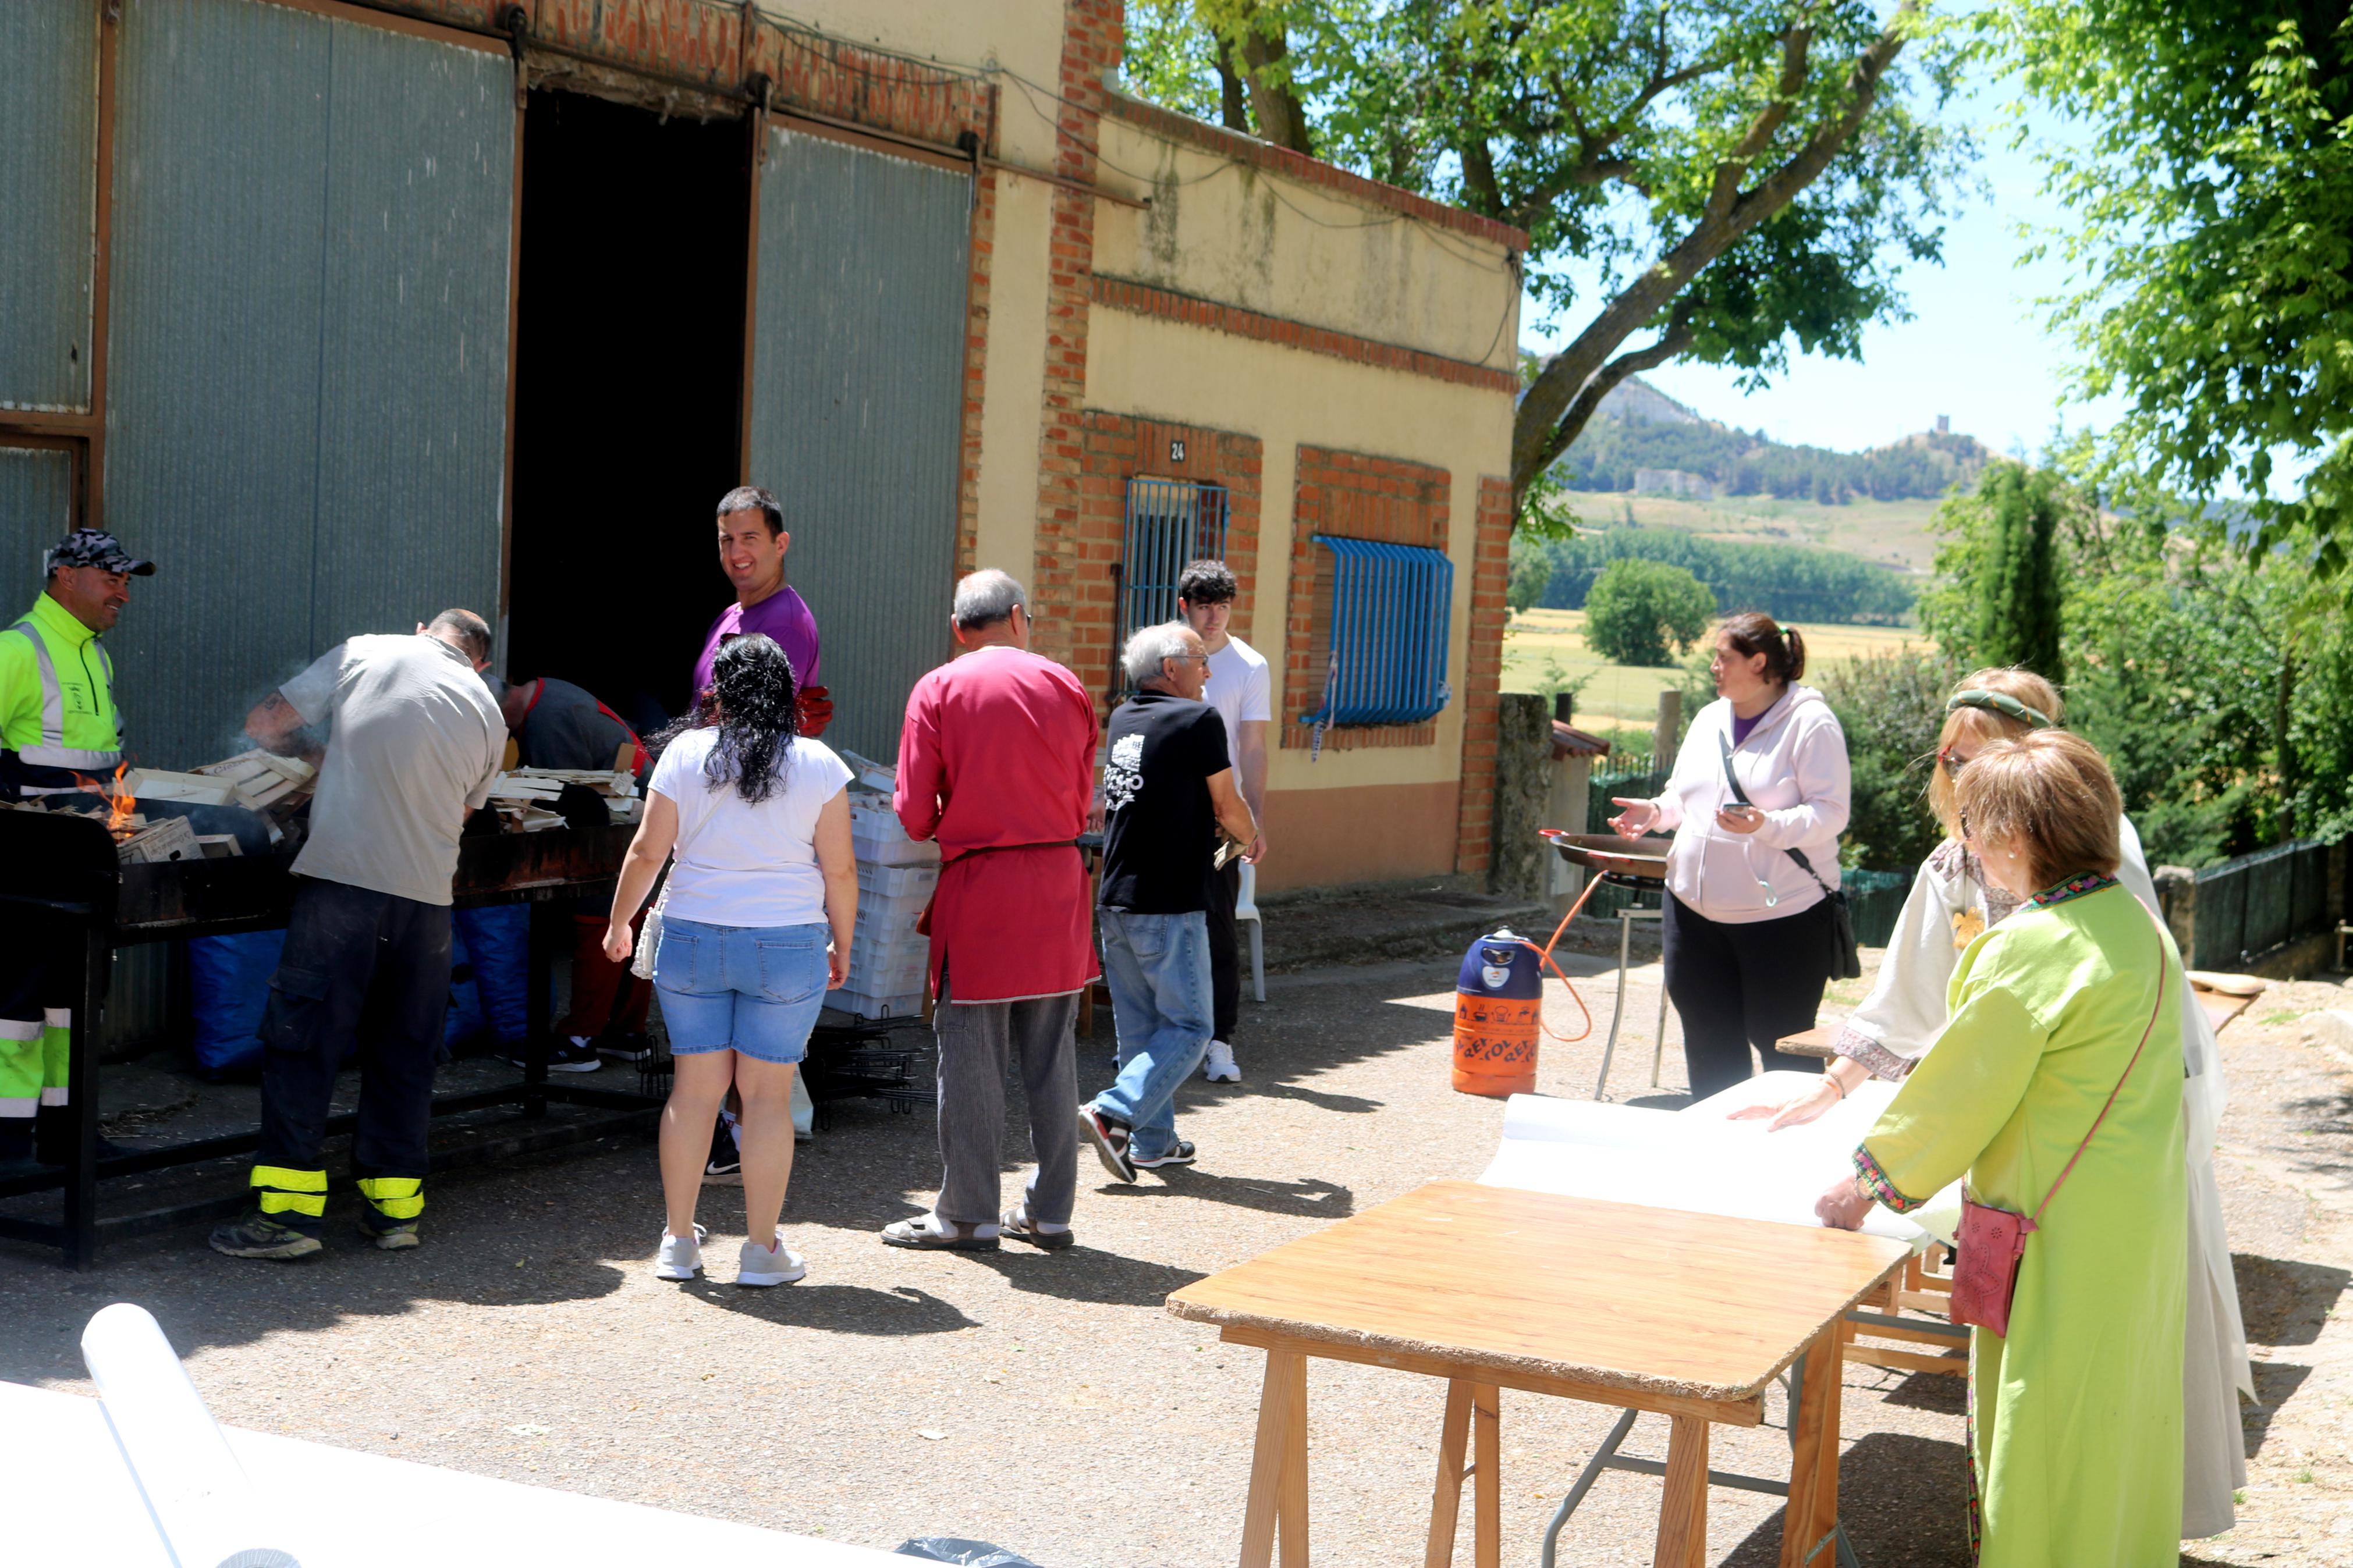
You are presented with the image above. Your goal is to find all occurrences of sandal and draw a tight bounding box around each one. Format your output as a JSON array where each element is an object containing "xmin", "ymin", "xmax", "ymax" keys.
[
  {"xmin": 1000, "ymin": 1204, "xmax": 1076, "ymax": 1251},
  {"xmin": 879, "ymin": 1213, "xmax": 1000, "ymax": 1251}
]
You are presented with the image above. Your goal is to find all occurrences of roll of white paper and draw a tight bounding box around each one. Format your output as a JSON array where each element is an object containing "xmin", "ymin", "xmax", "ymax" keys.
[{"xmin": 80, "ymin": 1303, "xmax": 303, "ymax": 1568}]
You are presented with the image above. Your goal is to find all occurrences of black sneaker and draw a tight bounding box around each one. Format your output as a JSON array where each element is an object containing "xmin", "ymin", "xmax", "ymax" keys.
[
  {"xmin": 596, "ymin": 1032, "xmax": 656, "ymax": 1065},
  {"xmin": 705, "ymin": 1114, "xmax": 743, "ymax": 1186},
  {"xmin": 209, "ymin": 1211, "xmax": 322, "ymax": 1261},
  {"xmin": 1131, "ymin": 1139, "xmax": 1197, "ymax": 1169},
  {"xmin": 507, "ymin": 1039, "xmax": 601, "ymax": 1073}
]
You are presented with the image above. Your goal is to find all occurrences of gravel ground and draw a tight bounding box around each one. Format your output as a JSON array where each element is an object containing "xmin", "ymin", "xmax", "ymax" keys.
[{"xmin": 1, "ymin": 938, "xmax": 2348, "ymax": 1567}]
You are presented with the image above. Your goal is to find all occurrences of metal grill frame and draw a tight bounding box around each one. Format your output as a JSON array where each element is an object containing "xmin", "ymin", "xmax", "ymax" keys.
[
  {"xmin": 1299, "ymin": 535, "xmax": 1454, "ymax": 728},
  {"xmin": 1117, "ymin": 476, "xmax": 1230, "ymax": 649}
]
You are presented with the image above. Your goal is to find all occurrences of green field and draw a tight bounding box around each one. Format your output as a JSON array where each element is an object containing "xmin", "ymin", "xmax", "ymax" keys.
[
  {"xmin": 1546, "ymin": 492, "xmax": 1946, "ymax": 573},
  {"xmin": 1502, "ymin": 608, "xmax": 1937, "ymax": 733}
]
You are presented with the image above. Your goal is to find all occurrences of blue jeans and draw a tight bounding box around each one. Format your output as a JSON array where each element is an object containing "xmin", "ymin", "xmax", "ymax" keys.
[
  {"xmin": 1088, "ymin": 909, "xmax": 1212, "ymax": 1161},
  {"xmin": 653, "ymin": 918, "xmax": 828, "ymax": 1065}
]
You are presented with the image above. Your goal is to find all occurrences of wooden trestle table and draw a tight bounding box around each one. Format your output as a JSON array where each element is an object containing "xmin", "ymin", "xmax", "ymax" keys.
[{"xmin": 1167, "ymin": 1180, "xmax": 1911, "ymax": 1568}]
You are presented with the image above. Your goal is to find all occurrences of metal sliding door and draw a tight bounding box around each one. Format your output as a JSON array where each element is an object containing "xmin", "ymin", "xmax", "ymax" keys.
[
  {"xmin": 746, "ymin": 126, "xmax": 970, "ymax": 764},
  {"xmin": 0, "ymin": 1, "xmax": 100, "ymax": 596},
  {"xmin": 105, "ymin": 0, "xmax": 513, "ymax": 767}
]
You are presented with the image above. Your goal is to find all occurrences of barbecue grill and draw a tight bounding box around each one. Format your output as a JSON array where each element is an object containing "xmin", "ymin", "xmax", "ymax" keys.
[{"xmin": 0, "ymin": 807, "xmax": 657, "ymax": 1267}]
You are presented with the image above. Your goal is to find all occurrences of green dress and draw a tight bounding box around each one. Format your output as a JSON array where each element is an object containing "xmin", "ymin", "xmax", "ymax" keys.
[{"xmin": 1852, "ymin": 876, "xmax": 2185, "ymax": 1566}]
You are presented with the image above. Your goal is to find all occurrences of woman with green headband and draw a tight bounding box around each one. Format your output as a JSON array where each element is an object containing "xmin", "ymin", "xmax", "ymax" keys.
[{"xmin": 1735, "ymin": 664, "xmax": 2249, "ymax": 1542}]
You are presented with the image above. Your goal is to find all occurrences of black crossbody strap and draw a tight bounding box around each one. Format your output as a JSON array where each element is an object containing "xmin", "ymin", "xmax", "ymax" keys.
[{"xmin": 1722, "ymin": 728, "xmax": 1838, "ymax": 898}]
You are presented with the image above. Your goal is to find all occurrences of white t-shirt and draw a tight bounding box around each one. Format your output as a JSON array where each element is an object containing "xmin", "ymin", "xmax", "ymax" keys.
[
  {"xmin": 282, "ymin": 635, "xmax": 505, "ymax": 906},
  {"xmin": 649, "ymin": 730, "xmax": 853, "ymax": 928},
  {"xmin": 1202, "ymin": 634, "xmax": 1271, "ymax": 769}
]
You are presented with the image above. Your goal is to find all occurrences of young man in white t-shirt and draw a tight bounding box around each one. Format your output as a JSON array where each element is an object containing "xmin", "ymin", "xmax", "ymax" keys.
[{"xmin": 1177, "ymin": 560, "xmax": 1269, "ymax": 1083}]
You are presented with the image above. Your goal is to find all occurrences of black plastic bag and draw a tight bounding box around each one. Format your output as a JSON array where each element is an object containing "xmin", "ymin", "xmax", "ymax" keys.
[{"xmin": 894, "ymin": 1538, "xmax": 1042, "ymax": 1568}]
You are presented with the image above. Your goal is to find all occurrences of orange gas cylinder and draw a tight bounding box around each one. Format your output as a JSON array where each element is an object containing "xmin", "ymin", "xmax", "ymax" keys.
[{"xmin": 1452, "ymin": 929, "xmax": 1542, "ymax": 1097}]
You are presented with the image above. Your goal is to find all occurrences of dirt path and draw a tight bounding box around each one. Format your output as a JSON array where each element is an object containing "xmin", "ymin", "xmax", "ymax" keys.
[{"xmin": 0, "ymin": 950, "xmax": 2345, "ymax": 1565}]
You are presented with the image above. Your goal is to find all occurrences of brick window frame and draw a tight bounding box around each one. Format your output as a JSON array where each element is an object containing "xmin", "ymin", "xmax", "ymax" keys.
[
  {"xmin": 1282, "ymin": 447, "xmax": 1452, "ymax": 751},
  {"xmin": 1453, "ymin": 475, "xmax": 1515, "ymax": 876},
  {"xmin": 1063, "ymin": 413, "xmax": 1264, "ymax": 717}
]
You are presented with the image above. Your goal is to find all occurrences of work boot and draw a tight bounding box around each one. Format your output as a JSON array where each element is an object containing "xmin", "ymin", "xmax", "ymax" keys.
[{"xmin": 209, "ymin": 1211, "xmax": 322, "ymax": 1261}]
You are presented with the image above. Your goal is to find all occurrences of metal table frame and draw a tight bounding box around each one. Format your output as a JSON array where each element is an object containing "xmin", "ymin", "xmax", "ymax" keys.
[{"xmin": 0, "ymin": 812, "xmax": 662, "ymax": 1268}]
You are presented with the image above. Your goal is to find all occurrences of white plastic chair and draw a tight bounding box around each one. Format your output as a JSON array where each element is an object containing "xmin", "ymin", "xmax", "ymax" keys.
[{"xmin": 1234, "ymin": 861, "xmax": 1265, "ymax": 1002}]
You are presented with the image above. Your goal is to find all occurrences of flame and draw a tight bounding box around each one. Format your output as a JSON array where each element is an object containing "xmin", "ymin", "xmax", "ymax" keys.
[{"xmin": 107, "ymin": 762, "xmax": 134, "ymax": 838}]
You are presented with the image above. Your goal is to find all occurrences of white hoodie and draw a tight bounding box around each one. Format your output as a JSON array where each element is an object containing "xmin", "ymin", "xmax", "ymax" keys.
[{"xmin": 1643, "ymin": 684, "xmax": 1850, "ymax": 924}]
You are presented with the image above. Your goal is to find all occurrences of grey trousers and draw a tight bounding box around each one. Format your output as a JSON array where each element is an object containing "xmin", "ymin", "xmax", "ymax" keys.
[{"xmin": 932, "ymin": 974, "xmax": 1081, "ymax": 1228}]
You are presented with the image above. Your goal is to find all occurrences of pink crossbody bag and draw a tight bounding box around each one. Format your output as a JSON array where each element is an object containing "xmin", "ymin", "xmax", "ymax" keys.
[{"xmin": 1947, "ymin": 902, "xmax": 2169, "ymax": 1338}]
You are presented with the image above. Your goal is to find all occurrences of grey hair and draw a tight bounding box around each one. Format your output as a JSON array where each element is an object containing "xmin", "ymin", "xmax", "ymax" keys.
[
  {"xmin": 953, "ymin": 568, "xmax": 1027, "ymax": 631},
  {"xmin": 1122, "ymin": 622, "xmax": 1194, "ymax": 687}
]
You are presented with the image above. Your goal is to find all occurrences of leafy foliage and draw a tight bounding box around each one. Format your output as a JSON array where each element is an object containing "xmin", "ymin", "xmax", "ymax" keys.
[
  {"xmin": 1122, "ymin": 1, "xmax": 1972, "ymax": 504},
  {"xmin": 1507, "ymin": 535, "xmax": 1553, "ymax": 612},
  {"xmin": 1582, "ymin": 559, "xmax": 1718, "ymax": 666},
  {"xmin": 1812, "ymin": 649, "xmax": 1960, "ymax": 872},
  {"xmin": 1536, "ymin": 527, "xmax": 1918, "ymax": 625},
  {"xmin": 2001, "ymin": 0, "xmax": 2353, "ymax": 570},
  {"xmin": 1926, "ymin": 454, "xmax": 2353, "ymax": 865},
  {"xmin": 1968, "ymin": 463, "xmax": 2067, "ymax": 682}
]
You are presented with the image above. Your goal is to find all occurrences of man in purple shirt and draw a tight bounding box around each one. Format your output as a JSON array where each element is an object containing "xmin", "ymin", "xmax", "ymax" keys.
[{"xmin": 693, "ymin": 486, "xmax": 828, "ymax": 735}]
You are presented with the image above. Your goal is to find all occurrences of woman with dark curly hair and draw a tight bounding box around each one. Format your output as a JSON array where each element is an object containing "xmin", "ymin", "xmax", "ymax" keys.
[{"xmin": 604, "ymin": 634, "xmax": 856, "ymax": 1286}]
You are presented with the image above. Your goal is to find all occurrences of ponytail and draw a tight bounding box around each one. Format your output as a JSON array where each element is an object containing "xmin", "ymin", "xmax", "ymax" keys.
[{"xmin": 1719, "ymin": 610, "xmax": 1804, "ymax": 684}]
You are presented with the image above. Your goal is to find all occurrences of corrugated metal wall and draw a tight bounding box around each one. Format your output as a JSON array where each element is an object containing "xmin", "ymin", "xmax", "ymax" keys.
[
  {"xmin": 105, "ymin": 0, "xmax": 513, "ymax": 767},
  {"xmin": 0, "ymin": 449, "xmax": 77, "ymax": 609},
  {"xmin": 0, "ymin": 0, "xmax": 98, "ymax": 416},
  {"xmin": 747, "ymin": 128, "xmax": 970, "ymax": 764}
]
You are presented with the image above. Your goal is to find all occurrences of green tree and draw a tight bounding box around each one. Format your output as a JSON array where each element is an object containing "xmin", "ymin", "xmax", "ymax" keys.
[
  {"xmin": 1507, "ymin": 535, "xmax": 1554, "ymax": 612},
  {"xmin": 2002, "ymin": 1, "xmax": 2353, "ymax": 570},
  {"xmin": 1970, "ymin": 462, "xmax": 2065, "ymax": 682},
  {"xmin": 1124, "ymin": 1, "xmax": 1971, "ymax": 509},
  {"xmin": 1583, "ymin": 559, "xmax": 1717, "ymax": 666}
]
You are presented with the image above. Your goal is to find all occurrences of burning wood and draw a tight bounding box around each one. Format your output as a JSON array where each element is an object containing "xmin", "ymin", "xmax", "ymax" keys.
[
  {"xmin": 116, "ymin": 815, "xmax": 198, "ymax": 864},
  {"xmin": 486, "ymin": 767, "xmax": 640, "ymax": 831}
]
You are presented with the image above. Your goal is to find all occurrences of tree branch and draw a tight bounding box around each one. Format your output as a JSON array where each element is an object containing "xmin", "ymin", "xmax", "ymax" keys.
[
  {"xmin": 1510, "ymin": 1, "xmax": 1921, "ymax": 503},
  {"xmin": 1530, "ymin": 307, "xmax": 1700, "ymax": 478}
]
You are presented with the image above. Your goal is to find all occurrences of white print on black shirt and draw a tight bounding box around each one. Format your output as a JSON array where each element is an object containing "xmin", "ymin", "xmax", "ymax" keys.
[{"xmin": 1103, "ymin": 732, "xmax": 1144, "ymax": 812}]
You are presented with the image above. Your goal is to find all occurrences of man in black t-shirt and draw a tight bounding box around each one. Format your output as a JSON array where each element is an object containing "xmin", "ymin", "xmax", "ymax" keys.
[{"xmin": 1077, "ymin": 624, "xmax": 1258, "ymax": 1182}]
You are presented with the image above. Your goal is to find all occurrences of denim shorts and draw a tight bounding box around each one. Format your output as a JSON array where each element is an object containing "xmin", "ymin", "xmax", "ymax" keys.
[{"xmin": 652, "ymin": 917, "xmax": 828, "ymax": 1065}]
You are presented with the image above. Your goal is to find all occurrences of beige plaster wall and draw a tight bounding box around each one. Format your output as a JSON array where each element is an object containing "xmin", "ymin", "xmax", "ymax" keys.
[
  {"xmin": 760, "ymin": 1, "xmax": 1067, "ymax": 166},
  {"xmin": 1085, "ymin": 306, "xmax": 1514, "ymax": 796},
  {"xmin": 1094, "ymin": 115, "xmax": 1521, "ymax": 371}
]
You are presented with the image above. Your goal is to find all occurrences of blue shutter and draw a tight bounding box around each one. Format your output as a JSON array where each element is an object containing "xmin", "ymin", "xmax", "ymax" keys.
[
  {"xmin": 1119, "ymin": 477, "xmax": 1229, "ymax": 644},
  {"xmin": 1299, "ymin": 536, "xmax": 1453, "ymax": 726}
]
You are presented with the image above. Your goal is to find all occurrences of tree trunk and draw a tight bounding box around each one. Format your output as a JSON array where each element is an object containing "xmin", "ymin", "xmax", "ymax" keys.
[
  {"xmin": 1240, "ymin": 26, "xmax": 1314, "ymax": 156},
  {"xmin": 1214, "ymin": 32, "xmax": 1250, "ymax": 133}
]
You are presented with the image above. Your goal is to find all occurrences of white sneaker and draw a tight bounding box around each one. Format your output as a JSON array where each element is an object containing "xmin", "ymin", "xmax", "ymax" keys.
[
  {"xmin": 737, "ymin": 1229, "xmax": 807, "ymax": 1287},
  {"xmin": 654, "ymin": 1223, "xmax": 706, "ymax": 1280},
  {"xmin": 1202, "ymin": 1041, "xmax": 1240, "ymax": 1082}
]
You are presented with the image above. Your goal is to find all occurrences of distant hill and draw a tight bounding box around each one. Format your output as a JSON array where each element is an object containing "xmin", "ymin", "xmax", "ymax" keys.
[{"xmin": 1563, "ymin": 379, "xmax": 1991, "ymax": 504}]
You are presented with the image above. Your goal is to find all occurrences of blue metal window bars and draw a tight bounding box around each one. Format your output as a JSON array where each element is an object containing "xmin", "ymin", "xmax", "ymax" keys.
[{"xmin": 1298, "ymin": 535, "xmax": 1454, "ymax": 728}]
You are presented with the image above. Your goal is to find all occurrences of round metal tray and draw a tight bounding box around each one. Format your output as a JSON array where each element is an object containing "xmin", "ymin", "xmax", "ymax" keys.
[{"xmin": 1540, "ymin": 829, "xmax": 1670, "ymax": 883}]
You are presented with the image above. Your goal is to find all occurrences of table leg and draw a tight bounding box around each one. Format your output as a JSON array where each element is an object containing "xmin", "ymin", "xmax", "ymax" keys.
[
  {"xmin": 1240, "ymin": 1349, "xmax": 1308, "ymax": 1568},
  {"xmin": 1595, "ymin": 910, "xmax": 1632, "ymax": 1099},
  {"xmin": 1472, "ymin": 1382, "xmax": 1501, "ymax": 1568},
  {"xmin": 1779, "ymin": 1321, "xmax": 1845, "ymax": 1568},
  {"xmin": 1652, "ymin": 1414, "xmax": 1709, "ymax": 1568},
  {"xmin": 1424, "ymin": 1379, "xmax": 1472, "ymax": 1568}
]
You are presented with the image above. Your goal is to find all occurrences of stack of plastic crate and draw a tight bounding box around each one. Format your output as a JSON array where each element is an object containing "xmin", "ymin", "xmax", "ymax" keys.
[{"xmin": 831, "ymin": 802, "xmax": 941, "ymax": 1019}]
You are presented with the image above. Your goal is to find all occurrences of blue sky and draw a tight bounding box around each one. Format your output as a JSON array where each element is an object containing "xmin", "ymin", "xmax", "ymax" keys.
[{"xmin": 1518, "ymin": 82, "xmax": 2118, "ymax": 458}]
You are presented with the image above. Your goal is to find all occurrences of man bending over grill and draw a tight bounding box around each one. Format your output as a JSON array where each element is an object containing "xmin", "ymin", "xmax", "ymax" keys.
[{"xmin": 211, "ymin": 611, "xmax": 506, "ymax": 1260}]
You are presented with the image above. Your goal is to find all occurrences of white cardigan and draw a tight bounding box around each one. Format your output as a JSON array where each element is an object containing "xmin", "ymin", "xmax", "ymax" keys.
[
  {"xmin": 1836, "ymin": 818, "xmax": 2251, "ymax": 1539},
  {"xmin": 1648, "ymin": 684, "xmax": 1851, "ymax": 923}
]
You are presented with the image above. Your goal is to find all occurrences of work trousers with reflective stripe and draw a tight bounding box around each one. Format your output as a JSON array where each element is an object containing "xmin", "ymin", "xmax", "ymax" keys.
[
  {"xmin": 251, "ymin": 878, "xmax": 450, "ymax": 1235},
  {"xmin": 0, "ymin": 901, "xmax": 79, "ymax": 1164}
]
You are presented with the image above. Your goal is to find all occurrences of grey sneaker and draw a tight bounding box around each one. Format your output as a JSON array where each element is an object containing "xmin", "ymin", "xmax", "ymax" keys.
[
  {"xmin": 654, "ymin": 1223, "xmax": 706, "ymax": 1280},
  {"xmin": 210, "ymin": 1212, "xmax": 323, "ymax": 1261},
  {"xmin": 737, "ymin": 1230, "xmax": 807, "ymax": 1286}
]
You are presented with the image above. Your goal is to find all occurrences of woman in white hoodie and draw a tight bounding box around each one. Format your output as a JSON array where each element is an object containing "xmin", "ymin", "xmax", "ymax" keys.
[{"xmin": 1610, "ymin": 613, "xmax": 1851, "ymax": 1099}]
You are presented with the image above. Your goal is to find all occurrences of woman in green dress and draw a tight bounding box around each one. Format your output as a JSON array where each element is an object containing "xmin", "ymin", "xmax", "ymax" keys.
[{"xmin": 1816, "ymin": 730, "xmax": 2185, "ymax": 1566}]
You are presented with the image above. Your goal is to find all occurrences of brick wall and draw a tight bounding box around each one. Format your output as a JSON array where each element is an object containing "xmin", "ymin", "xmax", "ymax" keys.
[
  {"xmin": 1281, "ymin": 447, "xmax": 1452, "ymax": 752},
  {"xmin": 1453, "ymin": 475, "xmax": 1516, "ymax": 876},
  {"xmin": 1073, "ymin": 414, "xmax": 1264, "ymax": 716},
  {"xmin": 1027, "ymin": 0, "xmax": 1123, "ymax": 674},
  {"xmin": 957, "ymin": 155, "xmax": 999, "ymax": 574}
]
